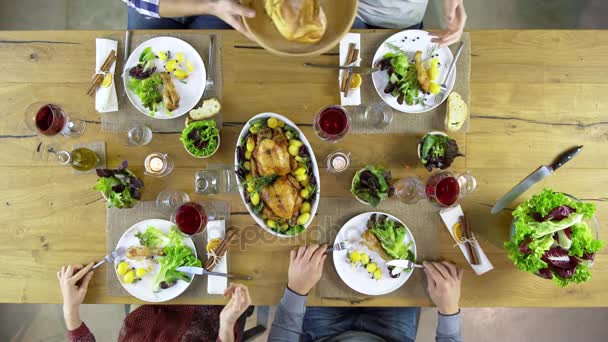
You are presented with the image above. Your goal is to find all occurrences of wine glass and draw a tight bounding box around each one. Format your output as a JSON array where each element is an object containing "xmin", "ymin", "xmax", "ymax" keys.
[
  {"xmin": 349, "ymin": 102, "xmax": 394, "ymax": 130},
  {"xmin": 24, "ymin": 102, "xmax": 86, "ymax": 137},
  {"xmin": 156, "ymin": 190, "xmax": 190, "ymax": 209},
  {"xmin": 394, "ymin": 172, "xmax": 477, "ymax": 207},
  {"xmin": 313, "ymin": 105, "xmax": 351, "ymax": 142},
  {"xmin": 170, "ymin": 202, "xmax": 216, "ymax": 236},
  {"xmin": 125, "ymin": 123, "xmax": 153, "ymax": 146}
]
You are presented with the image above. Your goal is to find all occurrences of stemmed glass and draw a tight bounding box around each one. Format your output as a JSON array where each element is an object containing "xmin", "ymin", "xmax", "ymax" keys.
[
  {"xmin": 313, "ymin": 105, "xmax": 351, "ymax": 142},
  {"xmin": 24, "ymin": 102, "xmax": 86, "ymax": 137},
  {"xmin": 171, "ymin": 202, "xmax": 216, "ymax": 236},
  {"xmin": 156, "ymin": 190, "xmax": 190, "ymax": 209}
]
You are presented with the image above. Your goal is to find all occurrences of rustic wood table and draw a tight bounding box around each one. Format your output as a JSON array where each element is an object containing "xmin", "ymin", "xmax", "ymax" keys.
[{"xmin": 0, "ymin": 30, "xmax": 606, "ymax": 307}]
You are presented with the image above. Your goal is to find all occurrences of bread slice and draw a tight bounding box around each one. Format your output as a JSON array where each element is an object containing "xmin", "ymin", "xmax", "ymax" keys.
[
  {"xmin": 445, "ymin": 92, "xmax": 468, "ymax": 132},
  {"xmin": 186, "ymin": 98, "xmax": 221, "ymax": 126}
]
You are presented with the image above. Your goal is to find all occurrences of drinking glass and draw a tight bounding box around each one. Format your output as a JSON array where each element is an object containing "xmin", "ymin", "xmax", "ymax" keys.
[
  {"xmin": 394, "ymin": 177, "xmax": 426, "ymax": 204},
  {"xmin": 350, "ymin": 102, "xmax": 394, "ymax": 130},
  {"xmin": 126, "ymin": 123, "xmax": 153, "ymax": 146},
  {"xmin": 171, "ymin": 202, "xmax": 213, "ymax": 236},
  {"xmin": 24, "ymin": 102, "xmax": 86, "ymax": 137},
  {"xmin": 313, "ymin": 105, "xmax": 351, "ymax": 142},
  {"xmin": 425, "ymin": 171, "xmax": 477, "ymax": 208},
  {"xmin": 156, "ymin": 190, "xmax": 190, "ymax": 209}
]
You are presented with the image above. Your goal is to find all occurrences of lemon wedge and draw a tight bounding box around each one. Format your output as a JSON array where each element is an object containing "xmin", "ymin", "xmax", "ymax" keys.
[
  {"xmin": 349, "ymin": 73, "xmax": 362, "ymax": 90},
  {"xmin": 206, "ymin": 238, "xmax": 223, "ymax": 253},
  {"xmin": 101, "ymin": 73, "xmax": 113, "ymax": 88}
]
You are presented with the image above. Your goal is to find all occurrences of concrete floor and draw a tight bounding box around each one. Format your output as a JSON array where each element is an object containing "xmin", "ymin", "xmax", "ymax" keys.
[{"xmin": 2, "ymin": 0, "xmax": 608, "ymax": 341}]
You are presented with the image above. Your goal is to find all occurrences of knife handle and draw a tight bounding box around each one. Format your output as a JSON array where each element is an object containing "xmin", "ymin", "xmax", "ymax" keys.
[{"xmin": 550, "ymin": 145, "xmax": 583, "ymax": 171}]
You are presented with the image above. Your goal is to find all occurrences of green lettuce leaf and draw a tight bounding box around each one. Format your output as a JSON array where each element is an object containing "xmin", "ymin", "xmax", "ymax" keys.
[
  {"xmin": 370, "ymin": 219, "xmax": 413, "ymax": 260},
  {"xmin": 570, "ymin": 222, "xmax": 604, "ymax": 257},
  {"xmin": 527, "ymin": 213, "xmax": 583, "ymax": 239},
  {"xmin": 135, "ymin": 226, "xmax": 171, "ymax": 248},
  {"xmin": 553, "ymin": 264, "xmax": 592, "ymax": 287},
  {"xmin": 152, "ymin": 245, "xmax": 201, "ymax": 291},
  {"xmin": 180, "ymin": 120, "xmax": 220, "ymax": 157},
  {"xmin": 128, "ymin": 73, "xmax": 162, "ymax": 111}
]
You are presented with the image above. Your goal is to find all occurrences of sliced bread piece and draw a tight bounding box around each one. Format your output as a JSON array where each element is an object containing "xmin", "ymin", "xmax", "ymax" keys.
[
  {"xmin": 445, "ymin": 92, "xmax": 468, "ymax": 132},
  {"xmin": 186, "ymin": 98, "xmax": 222, "ymax": 126}
]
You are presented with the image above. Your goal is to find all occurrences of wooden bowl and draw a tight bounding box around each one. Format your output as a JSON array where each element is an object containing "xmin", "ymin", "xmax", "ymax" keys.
[{"xmin": 242, "ymin": 0, "xmax": 358, "ymax": 57}]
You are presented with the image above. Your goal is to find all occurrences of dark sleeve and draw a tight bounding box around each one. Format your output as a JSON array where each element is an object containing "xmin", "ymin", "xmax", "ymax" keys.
[
  {"xmin": 267, "ymin": 288, "xmax": 308, "ymax": 341},
  {"xmin": 67, "ymin": 322, "xmax": 96, "ymax": 342},
  {"xmin": 436, "ymin": 311, "xmax": 462, "ymax": 342}
]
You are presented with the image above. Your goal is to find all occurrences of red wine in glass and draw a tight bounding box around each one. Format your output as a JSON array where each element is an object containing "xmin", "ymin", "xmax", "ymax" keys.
[
  {"xmin": 35, "ymin": 104, "xmax": 66, "ymax": 136},
  {"xmin": 174, "ymin": 202, "xmax": 207, "ymax": 235},
  {"xmin": 314, "ymin": 105, "xmax": 350, "ymax": 142},
  {"xmin": 426, "ymin": 172, "xmax": 461, "ymax": 207}
]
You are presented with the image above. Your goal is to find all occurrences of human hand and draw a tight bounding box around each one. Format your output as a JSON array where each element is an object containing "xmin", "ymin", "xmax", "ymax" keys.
[
  {"xmin": 209, "ymin": 0, "xmax": 256, "ymax": 40},
  {"xmin": 58, "ymin": 262, "xmax": 95, "ymax": 329},
  {"xmin": 288, "ymin": 244, "xmax": 327, "ymax": 296},
  {"xmin": 432, "ymin": 0, "xmax": 467, "ymax": 47},
  {"xmin": 423, "ymin": 261, "xmax": 463, "ymax": 315},
  {"xmin": 220, "ymin": 283, "xmax": 252, "ymax": 326}
]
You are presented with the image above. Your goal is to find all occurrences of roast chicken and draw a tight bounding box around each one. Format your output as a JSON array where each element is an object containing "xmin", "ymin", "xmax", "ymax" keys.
[
  {"xmin": 261, "ymin": 175, "xmax": 303, "ymax": 220},
  {"xmin": 414, "ymin": 51, "xmax": 431, "ymax": 93},
  {"xmin": 252, "ymin": 127, "xmax": 294, "ymax": 177},
  {"xmin": 264, "ymin": 0, "xmax": 327, "ymax": 44},
  {"xmin": 160, "ymin": 72, "xmax": 180, "ymax": 111}
]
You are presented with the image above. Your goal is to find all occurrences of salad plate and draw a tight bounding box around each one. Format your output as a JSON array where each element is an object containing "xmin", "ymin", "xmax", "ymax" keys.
[
  {"xmin": 123, "ymin": 37, "xmax": 206, "ymax": 119},
  {"xmin": 114, "ymin": 219, "xmax": 199, "ymax": 302},
  {"xmin": 333, "ymin": 212, "xmax": 417, "ymax": 296},
  {"xmin": 235, "ymin": 113, "xmax": 320, "ymax": 237},
  {"xmin": 371, "ymin": 30, "xmax": 455, "ymax": 113}
]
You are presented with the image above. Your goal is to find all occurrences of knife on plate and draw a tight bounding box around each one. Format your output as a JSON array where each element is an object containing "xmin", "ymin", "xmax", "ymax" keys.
[
  {"xmin": 176, "ymin": 266, "xmax": 253, "ymax": 281},
  {"xmin": 386, "ymin": 260, "xmax": 424, "ymax": 269},
  {"xmin": 491, "ymin": 145, "xmax": 583, "ymax": 214}
]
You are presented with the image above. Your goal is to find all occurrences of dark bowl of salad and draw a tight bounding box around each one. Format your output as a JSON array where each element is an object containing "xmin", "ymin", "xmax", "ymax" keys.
[
  {"xmin": 181, "ymin": 120, "xmax": 220, "ymax": 158},
  {"xmin": 505, "ymin": 189, "xmax": 602, "ymax": 287},
  {"xmin": 417, "ymin": 131, "xmax": 463, "ymax": 171}
]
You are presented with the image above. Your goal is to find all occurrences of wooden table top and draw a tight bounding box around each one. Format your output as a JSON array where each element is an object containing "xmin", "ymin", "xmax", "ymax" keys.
[{"xmin": 1, "ymin": 30, "xmax": 607, "ymax": 307}]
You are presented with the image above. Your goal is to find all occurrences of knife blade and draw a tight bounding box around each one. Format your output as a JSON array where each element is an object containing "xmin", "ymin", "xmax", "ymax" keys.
[
  {"xmin": 491, "ymin": 145, "xmax": 583, "ymax": 214},
  {"xmin": 386, "ymin": 260, "xmax": 423, "ymax": 269},
  {"xmin": 176, "ymin": 266, "xmax": 253, "ymax": 281},
  {"xmin": 303, "ymin": 63, "xmax": 379, "ymax": 74}
]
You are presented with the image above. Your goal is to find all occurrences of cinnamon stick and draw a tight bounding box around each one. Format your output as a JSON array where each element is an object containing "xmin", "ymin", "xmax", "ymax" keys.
[
  {"xmin": 204, "ymin": 229, "xmax": 237, "ymax": 271},
  {"xmin": 86, "ymin": 50, "xmax": 116, "ymax": 96},
  {"xmin": 461, "ymin": 216, "xmax": 480, "ymax": 265},
  {"xmin": 340, "ymin": 43, "xmax": 356, "ymax": 92},
  {"xmin": 343, "ymin": 48, "xmax": 359, "ymax": 97}
]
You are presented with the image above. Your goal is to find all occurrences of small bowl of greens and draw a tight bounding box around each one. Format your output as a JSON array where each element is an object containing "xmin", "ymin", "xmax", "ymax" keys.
[
  {"xmin": 351, "ymin": 166, "xmax": 393, "ymax": 207},
  {"xmin": 181, "ymin": 120, "xmax": 220, "ymax": 158},
  {"xmin": 417, "ymin": 131, "xmax": 463, "ymax": 171},
  {"xmin": 94, "ymin": 160, "xmax": 144, "ymax": 209}
]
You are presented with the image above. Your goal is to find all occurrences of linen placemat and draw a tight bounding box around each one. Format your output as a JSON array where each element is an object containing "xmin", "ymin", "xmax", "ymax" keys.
[
  {"xmin": 350, "ymin": 32, "xmax": 471, "ymax": 134},
  {"xmin": 105, "ymin": 200, "xmax": 230, "ymax": 298},
  {"xmin": 315, "ymin": 198, "xmax": 441, "ymax": 302},
  {"xmin": 101, "ymin": 33, "xmax": 223, "ymax": 133},
  {"xmin": 72, "ymin": 141, "xmax": 106, "ymax": 174}
]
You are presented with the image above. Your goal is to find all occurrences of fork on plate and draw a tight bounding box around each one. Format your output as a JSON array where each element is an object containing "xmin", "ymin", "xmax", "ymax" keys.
[
  {"xmin": 92, "ymin": 247, "xmax": 126, "ymax": 270},
  {"xmin": 324, "ymin": 241, "xmax": 349, "ymax": 254},
  {"xmin": 427, "ymin": 41, "xmax": 464, "ymax": 107}
]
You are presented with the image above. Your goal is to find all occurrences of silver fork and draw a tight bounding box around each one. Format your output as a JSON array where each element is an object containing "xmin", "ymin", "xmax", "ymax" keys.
[
  {"xmin": 427, "ymin": 41, "xmax": 464, "ymax": 107},
  {"xmin": 205, "ymin": 34, "xmax": 215, "ymax": 92},
  {"xmin": 324, "ymin": 241, "xmax": 348, "ymax": 254},
  {"xmin": 92, "ymin": 247, "xmax": 126, "ymax": 270}
]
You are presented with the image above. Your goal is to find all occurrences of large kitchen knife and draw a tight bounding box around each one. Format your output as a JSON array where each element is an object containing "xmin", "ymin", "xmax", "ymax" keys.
[{"xmin": 491, "ymin": 145, "xmax": 583, "ymax": 214}]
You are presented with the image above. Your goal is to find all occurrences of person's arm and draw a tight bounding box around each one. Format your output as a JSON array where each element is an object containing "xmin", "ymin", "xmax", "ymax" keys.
[
  {"xmin": 218, "ymin": 284, "xmax": 252, "ymax": 342},
  {"xmin": 422, "ymin": 261, "xmax": 464, "ymax": 342},
  {"xmin": 268, "ymin": 244, "xmax": 327, "ymax": 342},
  {"xmin": 58, "ymin": 263, "xmax": 96, "ymax": 342},
  {"xmin": 125, "ymin": 0, "xmax": 256, "ymax": 38}
]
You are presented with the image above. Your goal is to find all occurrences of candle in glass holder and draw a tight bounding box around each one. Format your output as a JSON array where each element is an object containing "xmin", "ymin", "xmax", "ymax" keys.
[
  {"xmin": 325, "ymin": 151, "xmax": 350, "ymax": 173},
  {"xmin": 144, "ymin": 153, "xmax": 174, "ymax": 177}
]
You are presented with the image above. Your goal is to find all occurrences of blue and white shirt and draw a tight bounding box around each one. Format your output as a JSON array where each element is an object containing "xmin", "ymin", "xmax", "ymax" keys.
[{"xmin": 123, "ymin": 0, "xmax": 161, "ymax": 18}]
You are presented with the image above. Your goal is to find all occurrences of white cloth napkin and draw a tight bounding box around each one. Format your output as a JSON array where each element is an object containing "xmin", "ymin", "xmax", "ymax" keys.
[
  {"xmin": 339, "ymin": 33, "xmax": 361, "ymax": 106},
  {"xmin": 439, "ymin": 205, "xmax": 494, "ymax": 275},
  {"xmin": 206, "ymin": 220, "xmax": 228, "ymax": 295},
  {"xmin": 95, "ymin": 38, "xmax": 118, "ymax": 113}
]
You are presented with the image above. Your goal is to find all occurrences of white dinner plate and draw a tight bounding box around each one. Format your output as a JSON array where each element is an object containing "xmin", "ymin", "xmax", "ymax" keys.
[
  {"xmin": 123, "ymin": 37, "xmax": 206, "ymax": 119},
  {"xmin": 113, "ymin": 219, "xmax": 197, "ymax": 302},
  {"xmin": 333, "ymin": 212, "xmax": 417, "ymax": 296},
  {"xmin": 371, "ymin": 30, "xmax": 456, "ymax": 113}
]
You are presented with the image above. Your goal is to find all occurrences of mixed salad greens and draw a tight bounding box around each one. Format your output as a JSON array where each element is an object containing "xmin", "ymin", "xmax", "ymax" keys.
[
  {"xmin": 135, "ymin": 225, "xmax": 201, "ymax": 291},
  {"xmin": 419, "ymin": 133, "xmax": 463, "ymax": 171},
  {"xmin": 94, "ymin": 161, "xmax": 144, "ymax": 209},
  {"xmin": 375, "ymin": 43, "xmax": 441, "ymax": 106},
  {"xmin": 505, "ymin": 189, "xmax": 604, "ymax": 287},
  {"xmin": 351, "ymin": 165, "xmax": 393, "ymax": 208},
  {"xmin": 181, "ymin": 120, "xmax": 220, "ymax": 157},
  {"xmin": 128, "ymin": 47, "xmax": 163, "ymax": 113}
]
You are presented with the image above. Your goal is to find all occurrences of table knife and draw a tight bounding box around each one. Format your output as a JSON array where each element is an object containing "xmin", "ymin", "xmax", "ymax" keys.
[
  {"xmin": 386, "ymin": 260, "xmax": 423, "ymax": 269},
  {"xmin": 303, "ymin": 63, "xmax": 379, "ymax": 74},
  {"xmin": 176, "ymin": 266, "xmax": 253, "ymax": 280},
  {"xmin": 491, "ymin": 145, "xmax": 583, "ymax": 214}
]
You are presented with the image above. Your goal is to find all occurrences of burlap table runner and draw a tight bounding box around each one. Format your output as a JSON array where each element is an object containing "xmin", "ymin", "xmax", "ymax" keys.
[
  {"xmin": 101, "ymin": 33, "xmax": 223, "ymax": 133},
  {"xmin": 315, "ymin": 198, "xmax": 440, "ymax": 303},
  {"xmin": 72, "ymin": 141, "xmax": 106, "ymax": 174},
  {"xmin": 105, "ymin": 201, "xmax": 230, "ymax": 298},
  {"xmin": 350, "ymin": 32, "xmax": 471, "ymax": 134}
]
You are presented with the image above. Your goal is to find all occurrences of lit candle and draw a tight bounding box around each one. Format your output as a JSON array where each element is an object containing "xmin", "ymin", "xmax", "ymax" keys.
[
  {"xmin": 149, "ymin": 156, "xmax": 164, "ymax": 172},
  {"xmin": 325, "ymin": 151, "xmax": 350, "ymax": 173},
  {"xmin": 145, "ymin": 153, "xmax": 173, "ymax": 177}
]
